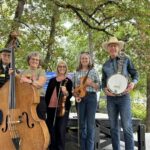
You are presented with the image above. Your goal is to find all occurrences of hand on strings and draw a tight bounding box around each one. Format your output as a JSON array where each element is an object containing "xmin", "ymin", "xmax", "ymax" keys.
[
  {"xmin": 8, "ymin": 68, "xmax": 14, "ymax": 75},
  {"xmin": 85, "ymin": 78, "xmax": 93, "ymax": 86},
  {"xmin": 85, "ymin": 78, "xmax": 98, "ymax": 90},
  {"xmin": 124, "ymin": 82, "xmax": 135, "ymax": 93},
  {"xmin": 104, "ymin": 87, "xmax": 116, "ymax": 96}
]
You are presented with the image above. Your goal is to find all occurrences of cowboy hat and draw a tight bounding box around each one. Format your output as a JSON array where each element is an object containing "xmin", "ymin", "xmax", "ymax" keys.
[
  {"xmin": 0, "ymin": 48, "xmax": 11, "ymax": 53},
  {"xmin": 102, "ymin": 37, "xmax": 124, "ymax": 50}
]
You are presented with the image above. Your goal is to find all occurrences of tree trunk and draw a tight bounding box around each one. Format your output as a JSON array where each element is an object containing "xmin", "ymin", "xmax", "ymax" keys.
[
  {"xmin": 6, "ymin": 0, "xmax": 26, "ymax": 47},
  {"xmin": 44, "ymin": 4, "xmax": 59, "ymax": 70},
  {"xmin": 146, "ymin": 73, "xmax": 150, "ymax": 132}
]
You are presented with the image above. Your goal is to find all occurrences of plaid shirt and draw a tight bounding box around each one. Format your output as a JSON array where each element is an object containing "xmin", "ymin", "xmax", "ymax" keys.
[{"xmin": 73, "ymin": 68, "xmax": 100, "ymax": 92}]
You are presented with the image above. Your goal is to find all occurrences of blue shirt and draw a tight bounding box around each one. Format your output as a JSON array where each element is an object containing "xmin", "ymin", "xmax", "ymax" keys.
[{"xmin": 102, "ymin": 55, "xmax": 138, "ymax": 89}]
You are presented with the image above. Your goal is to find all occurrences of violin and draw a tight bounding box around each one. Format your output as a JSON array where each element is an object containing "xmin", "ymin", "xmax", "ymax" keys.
[
  {"xmin": 74, "ymin": 77, "xmax": 88, "ymax": 98},
  {"xmin": 74, "ymin": 69, "xmax": 91, "ymax": 99},
  {"xmin": 57, "ymin": 79, "xmax": 68, "ymax": 117}
]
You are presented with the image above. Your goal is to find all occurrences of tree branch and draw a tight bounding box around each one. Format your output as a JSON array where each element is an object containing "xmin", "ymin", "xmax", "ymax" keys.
[
  {"xmin": 5, "ymin": 0, "xmax": 26, "ymax": 47},
  {"xmin": 18, "ymin": 20, "xmax": 46, "ymax": 48},
  {"xmin": 71, "ymin": 7, "xmax": 113, "ymax": 36},
  {"xmin": 14, "ymin": 0, "xmax": 26, "ymax": 21},
  {"xmin": 89, "ymin": 1, "xmax": 119, "ymax": 17},
  {"xmin": 54, "ymin": 1, "xmax": 114, "ymax": 36}
]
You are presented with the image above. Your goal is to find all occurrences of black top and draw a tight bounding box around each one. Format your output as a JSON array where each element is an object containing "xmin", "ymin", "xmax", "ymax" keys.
[
  {"xmin": 0, "ymin": 60, "xmax": 10, "ymax": 88},
  {"xmin": 45, "ymin": 77, "xmax": 73, "ymax": 111}
]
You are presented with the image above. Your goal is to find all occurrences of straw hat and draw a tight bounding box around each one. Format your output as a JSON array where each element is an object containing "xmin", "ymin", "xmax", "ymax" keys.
[
  {"xmin": 0, "ymin": 48, "xmax": 11, "ymax": 53},
  {"xmin": 102, "ymin": 37, "xmax": 124, "ymax": 50}
]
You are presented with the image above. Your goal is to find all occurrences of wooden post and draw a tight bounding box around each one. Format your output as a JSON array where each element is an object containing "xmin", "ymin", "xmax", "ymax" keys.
[
  {"xmin": 146, "ymin": 74, "xmax": 150, "ymax": 132},
  {"xmin": 138, "ymin": 124, "xmax": 146, "ymax": 150}
]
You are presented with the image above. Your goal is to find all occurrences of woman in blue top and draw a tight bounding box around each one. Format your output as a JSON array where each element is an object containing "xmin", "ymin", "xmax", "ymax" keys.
[{"xmin": 73, "ymin": 52, "xmax": 100, "ymax": 150}]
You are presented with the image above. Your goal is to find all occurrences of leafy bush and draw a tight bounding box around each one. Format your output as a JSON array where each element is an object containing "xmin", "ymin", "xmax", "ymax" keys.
[
  {"xmin": 99, "ymin": 100, "xmax": 146, "ymax": 122},
  {"xmin": 131, "ymin": 103, "xmax": 146, "ymax": 122},
  {"xmin": 99, "ymin": 100, "xmax": 107, "ymax": 113}
]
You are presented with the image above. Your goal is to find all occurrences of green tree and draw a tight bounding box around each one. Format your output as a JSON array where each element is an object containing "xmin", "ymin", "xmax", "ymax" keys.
[{"xmin": 0, "ymin": 0, "xmax": 150, "ymax": 131}]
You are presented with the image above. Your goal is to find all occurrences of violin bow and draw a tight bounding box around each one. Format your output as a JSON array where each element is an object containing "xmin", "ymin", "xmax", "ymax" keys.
[
  {"xmin": 77, "ymin": 103, "xmax": 80, "ymax": 150},
  {"xmin": 52, "ymin": 81, "xmax": 62, "ymax": 127},
  {"xmin": 52, "ymin": 79, "xmax": 67, "ymax": 126}
]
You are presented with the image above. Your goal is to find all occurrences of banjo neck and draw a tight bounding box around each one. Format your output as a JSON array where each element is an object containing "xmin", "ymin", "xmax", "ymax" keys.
[{"xmin": 117, "ymin": 52, "xmax": 126, "ymax": 74}]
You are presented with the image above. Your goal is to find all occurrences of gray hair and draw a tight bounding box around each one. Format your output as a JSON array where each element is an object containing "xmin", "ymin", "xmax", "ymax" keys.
[{"xmin": 26, "ymin": 51, "xmax": 42, "ymax": 66}]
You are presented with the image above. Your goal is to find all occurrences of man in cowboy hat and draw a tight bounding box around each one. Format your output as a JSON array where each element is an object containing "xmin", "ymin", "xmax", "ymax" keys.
[
  {"xmin": 0, "ymin": 48, "xmax": 11, "ymax": 88},
  {"xmin": 101, "ymin": 37, "xmax": 138, "ymax": 150}
]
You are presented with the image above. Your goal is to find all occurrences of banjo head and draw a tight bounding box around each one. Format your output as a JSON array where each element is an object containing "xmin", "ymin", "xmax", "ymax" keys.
[{"xmin": 107, "ymin": 74, "xmax": 128, "ymax": 95}]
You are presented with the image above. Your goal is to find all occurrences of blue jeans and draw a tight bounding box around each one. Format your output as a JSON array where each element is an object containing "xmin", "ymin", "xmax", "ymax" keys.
[
  {"xmin": 107, "ymin": 94, "xmax": 134, "ymax": 150},
  {"xmin": 77, "ymin": 92, "xmax": 97, "ymax": 150}
]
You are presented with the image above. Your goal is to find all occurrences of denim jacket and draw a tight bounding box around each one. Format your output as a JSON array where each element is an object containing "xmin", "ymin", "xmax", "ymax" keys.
[{"xmin": 102, "ymin": 56, "xmax": 138, "ymax": 89}]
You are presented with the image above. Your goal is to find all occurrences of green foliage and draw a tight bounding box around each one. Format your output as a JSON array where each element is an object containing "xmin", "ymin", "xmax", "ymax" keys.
[
  {"xmin": 131, "ymin": 103, "xmax": 146, "ymax": 122},
  {"xmin": 99, "ymin": 99, "xmax": 107, "ymax": 113},
  {"xmin": 0, "ymin": 0, "xmax": 150, "ymax": 92},
  {"xmin": 99, "ymin": 99, "xmax": 146, "ymax": 122}
]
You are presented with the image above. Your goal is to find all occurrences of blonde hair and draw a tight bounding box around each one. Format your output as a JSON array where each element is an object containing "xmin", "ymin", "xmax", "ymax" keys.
[
  {"xmin": 76, "ymin": 52, "xmax": 94, "ymax": 71},
  {"xmin": 56, "ymin": 60, "xmax": 68, "ymax": 76}
]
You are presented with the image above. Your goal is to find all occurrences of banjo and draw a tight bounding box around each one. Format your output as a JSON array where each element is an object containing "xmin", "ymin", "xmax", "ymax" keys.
[{"xmin": 107, "ymin": 52, "xmax": 128, "ymax": 95}]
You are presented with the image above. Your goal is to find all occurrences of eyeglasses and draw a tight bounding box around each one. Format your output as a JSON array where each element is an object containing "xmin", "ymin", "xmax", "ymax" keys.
[
  {"xmin": 30, "ymin": 58, "xmax": 40, "ymax": 61},
  {"xmin": 58, "ymin": 65, "xmax": 66, "ymax": 68},
  {"xmin": 1, "ymin": 53, "xmax": 10, "ymax": 57}
]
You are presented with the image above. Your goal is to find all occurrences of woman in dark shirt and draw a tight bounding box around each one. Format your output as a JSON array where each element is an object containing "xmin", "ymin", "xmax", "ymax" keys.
[{"xmin": 45, "ymin": 60, "xmax": 73, "ymax": 150}]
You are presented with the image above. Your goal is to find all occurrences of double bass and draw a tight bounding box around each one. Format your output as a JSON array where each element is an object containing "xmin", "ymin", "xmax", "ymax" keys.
[{"xmin": 0, "ymin": 32, "xmax": 50, "ymax": 150}]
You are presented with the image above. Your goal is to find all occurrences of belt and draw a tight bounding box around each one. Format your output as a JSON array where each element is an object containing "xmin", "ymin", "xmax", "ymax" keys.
[{"xmin": 86, "ymin": 91, "xmax": 96, "ymax": 94}]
